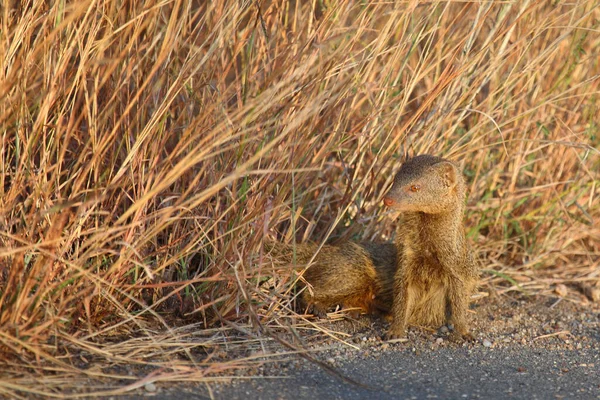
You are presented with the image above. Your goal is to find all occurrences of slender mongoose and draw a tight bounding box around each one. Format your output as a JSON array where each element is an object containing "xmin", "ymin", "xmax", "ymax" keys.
[
  {"xmin": 384, "ymin": 154, "xmax": 478, "ymax": 340},
  {"xmin": 266, "ymin": 241, "xmax": 396, "ymax": 317}
]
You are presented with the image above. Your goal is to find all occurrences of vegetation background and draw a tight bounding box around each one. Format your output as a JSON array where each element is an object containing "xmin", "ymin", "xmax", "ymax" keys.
[{"xmin": 1, "ymin": 0, "xmax": 598, "ymax": 396}]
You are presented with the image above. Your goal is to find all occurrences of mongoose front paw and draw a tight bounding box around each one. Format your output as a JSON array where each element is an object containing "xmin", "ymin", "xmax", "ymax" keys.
[
  {"xmin": 386, "ymin": 325, "xmax": 407, "ymax": 341},
  {"xmin": 462, "ymin": 332, "xmax": 475, "ymax": 342},
  {"xmin": 448, "ymin": 331, "xmax": 475, "ymax": 343}
]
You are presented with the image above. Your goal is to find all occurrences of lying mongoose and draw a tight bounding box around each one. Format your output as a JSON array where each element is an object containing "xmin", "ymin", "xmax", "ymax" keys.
[
  {"xmin": 384, "ymin": 154, "xmax": 478, "ymax": 340},
  {"xmin": 266, "ymin": 241, "xmax": 396, "ymax": 318}
]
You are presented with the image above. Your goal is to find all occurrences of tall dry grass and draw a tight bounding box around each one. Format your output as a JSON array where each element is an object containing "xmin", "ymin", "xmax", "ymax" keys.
[{"xmin": 1, "ymin": 0, "xmax": 599, "ymax": 396}]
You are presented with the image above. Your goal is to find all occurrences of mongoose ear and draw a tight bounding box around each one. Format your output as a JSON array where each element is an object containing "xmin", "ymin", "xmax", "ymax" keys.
[{"xmin": 435, "ymin": 162, "xmax": 457, "ymax": 187}]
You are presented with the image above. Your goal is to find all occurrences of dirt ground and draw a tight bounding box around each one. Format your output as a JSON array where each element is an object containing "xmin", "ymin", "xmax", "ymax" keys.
[{"xmin": 122, "ymin": 292, "xmax": 600, "ymax": 400}]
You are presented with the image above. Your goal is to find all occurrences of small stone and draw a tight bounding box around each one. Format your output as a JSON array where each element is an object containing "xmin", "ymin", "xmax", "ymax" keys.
[
  {"xmin": 436, "ymin": 338, "xmax": 444, "ymax": 345},
  {"xmin": 144, "ymin": 383, "xmax": 157, "ymax": 393},
  {"xmin": 517, "ymin": 367, "xmax": 527, "ymax": 373},
  {"xmin": 555, "ymin": 284, "xmax": 568, "ymax": 297},
  {"xmin": 482, "ymin": 339, "xmax": 492, "ymax": 348},
  {"xmin": 439, "ymin": 326, "xmax": 449, "ymax": 334}
]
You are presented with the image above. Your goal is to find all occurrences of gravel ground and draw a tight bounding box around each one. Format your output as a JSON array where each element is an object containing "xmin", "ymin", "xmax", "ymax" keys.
[{"xmin": 124, "ymin": 294, "xmax": 600, "ymax": 400}]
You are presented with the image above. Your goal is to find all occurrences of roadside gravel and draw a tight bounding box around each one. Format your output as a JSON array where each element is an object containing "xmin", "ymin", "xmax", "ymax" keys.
[{"xmin": 125, "ymin": 295, "xmax": 600, "ymax": 400}]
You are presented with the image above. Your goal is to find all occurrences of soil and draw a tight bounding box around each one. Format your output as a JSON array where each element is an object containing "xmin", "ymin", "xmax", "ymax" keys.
[{"xmin": 122, "ymin": 292, "xmax": 600, "ymax": 400}]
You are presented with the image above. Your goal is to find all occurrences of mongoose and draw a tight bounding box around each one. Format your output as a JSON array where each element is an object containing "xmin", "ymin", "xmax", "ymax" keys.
[
  {"xmin": 266, "ymin": 241, "xmax": 396, "ymax": 318},
  {"xmin": 384, "ymin": 154, "xmax": 478, "ymax": 340}
]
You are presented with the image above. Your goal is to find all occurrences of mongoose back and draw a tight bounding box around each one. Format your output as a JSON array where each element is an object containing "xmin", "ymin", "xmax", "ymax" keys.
[
  {"xmin": 383, "ymin": 154, "xmax": 478, "ymax": 340},
  {"xmin": 266, "ymin": 241, "xmax": 396, "ymax": 318}
]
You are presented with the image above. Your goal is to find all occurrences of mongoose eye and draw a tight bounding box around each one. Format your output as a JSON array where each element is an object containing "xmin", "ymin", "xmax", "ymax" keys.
[{"xmin": 410, "ymin": 184, "xmax": 420, "ymax": 192}]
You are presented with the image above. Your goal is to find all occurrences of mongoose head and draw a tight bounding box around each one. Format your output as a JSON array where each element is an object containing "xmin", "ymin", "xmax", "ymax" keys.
[{"xmin": 383, "ymin": 154, "xmax": 465, "ymax": 214}]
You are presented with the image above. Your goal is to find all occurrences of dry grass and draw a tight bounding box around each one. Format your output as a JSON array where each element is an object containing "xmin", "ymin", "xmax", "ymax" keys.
[{"xmin": 1, "ymin": 0, "xmax": 599, "ymax": 396}]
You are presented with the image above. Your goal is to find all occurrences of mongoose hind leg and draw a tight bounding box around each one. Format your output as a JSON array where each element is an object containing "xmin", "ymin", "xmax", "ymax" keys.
[
  {"xmin": 344, "ymin": 308, "xmax": 362, "ymax": 319},
  {"xmin": 304, "ymin": 302, "xmax": 328, "ymax": 319}
]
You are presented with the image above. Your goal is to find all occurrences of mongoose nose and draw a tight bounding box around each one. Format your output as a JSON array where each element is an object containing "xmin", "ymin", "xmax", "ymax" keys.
[{"xmin": 383, "ymin": 197, "xmax": 394, "ymax": 207}]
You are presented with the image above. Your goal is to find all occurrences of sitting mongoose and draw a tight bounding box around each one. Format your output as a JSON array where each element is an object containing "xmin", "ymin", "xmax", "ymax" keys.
[
  {"xmin": 383, "ymin": 154, "xmax": 478, "ymax": 340},
  {"xmin": 266, "ymin": 241, "xmax": 396, "ymax": 318}
]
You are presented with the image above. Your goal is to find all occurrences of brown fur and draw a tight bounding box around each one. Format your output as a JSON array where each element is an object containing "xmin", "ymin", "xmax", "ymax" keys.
[
  {"xmin": 266, "ymin": 241, "xmax": 396, "ymax": 318},
  {"xmin": 384, "ymin": 154, "xmax": 479, "ymax": 340}
]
